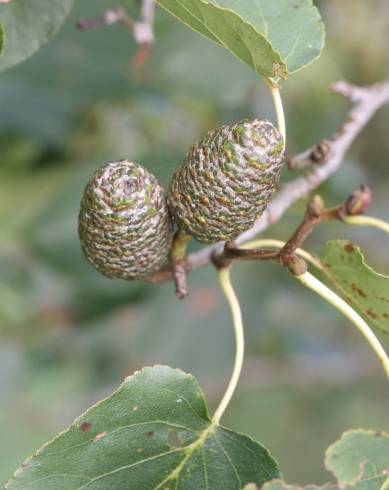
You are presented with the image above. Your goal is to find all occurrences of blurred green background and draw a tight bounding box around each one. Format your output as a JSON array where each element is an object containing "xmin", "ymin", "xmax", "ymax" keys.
[{"xmin": 1, "ymin": 0, "xmax": 388, "ymax": 485}]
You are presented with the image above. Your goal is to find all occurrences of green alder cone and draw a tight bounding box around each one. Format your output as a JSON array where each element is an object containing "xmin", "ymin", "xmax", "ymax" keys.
[
  {"xmin": 168, "ymin": 119, "xmax": 285, "ymax": 244},
  {"xmin": 78, "ymin": 160, "xmax": 173, "ymax": 279}
]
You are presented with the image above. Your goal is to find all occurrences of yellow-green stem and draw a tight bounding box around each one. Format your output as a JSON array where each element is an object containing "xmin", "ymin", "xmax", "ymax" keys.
[
  {"xmin": 266, "ymin": 80, "xmax": 286, "ymax": 149},
  {"xmin": 241, "ymin": 239, "xmax": 389, "ymax": 378},
  {"xmin": 213, "ymin": 267, "xmax": 245, "ymax": 424},
  {"xmin": 343, "ymin": 215, "xmax": 389, "ymax": 233},
  {"xmin": 170, "ymin": 230, "xmax": 192, "ymax": 261},
  {"xmin": 295, "ymin": 271, "xmax": 389, "ymax": 379}
]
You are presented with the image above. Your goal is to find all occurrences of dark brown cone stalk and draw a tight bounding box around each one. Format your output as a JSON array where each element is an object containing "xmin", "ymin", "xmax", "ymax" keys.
[
  {"xmin": 78, "ymin": 160, "xmax": 173, "ymax": 279},
  {"xmin": 168, "ymin": 119, "xmax": 285, "ymax": 244}
]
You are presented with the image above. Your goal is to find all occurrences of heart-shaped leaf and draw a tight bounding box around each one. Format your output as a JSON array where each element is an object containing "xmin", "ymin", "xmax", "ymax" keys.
[
  {"xmin": 325, "ymin": 429, "xmax": 389, "ymax": 487},
  {"xmin": 156, "ymin": 0, "xmax": 325, "ymax": 81},
  {"xmin": 260, "ymin": 430, "xmax": 389, "ymax": 490},
  {"xmin": 7, "ymin": 366, "xmax": 280, "ymax": 490},
  {"xmin": 320, "ymin": 240, "xmax": 389, "ymax": 334},
  {"xmin": 0, "ymin": 0, "xmax": 74, "ymax": 71}
]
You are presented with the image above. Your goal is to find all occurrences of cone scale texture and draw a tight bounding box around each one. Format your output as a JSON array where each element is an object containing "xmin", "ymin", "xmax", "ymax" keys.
[
  {"xmin": 79, "ymin": 160, "xmax": 172, "ymax": 279},
  {"xmin": 168, "ymin": 119, "xmax": 285, "ymax": 244}
]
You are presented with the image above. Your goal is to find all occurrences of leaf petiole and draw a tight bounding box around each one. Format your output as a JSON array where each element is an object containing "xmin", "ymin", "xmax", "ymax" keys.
[
  {"xmin": 213, "ymin": 267, "xmax": 245, "ymax": 424},
  {"xmin": 295, "ymin": 271, "xmax": 389, "ymax": 379},
  {"xmin": 343, "ymin": 215, "xmax": 389, "ymax": 234},
  {"xmin": 242, "ymin": 239, "xmax": 389, "ymax": 379},
  {"xmin": 266, "ymin": 80, "xmax": 286, "ymax": 149}
]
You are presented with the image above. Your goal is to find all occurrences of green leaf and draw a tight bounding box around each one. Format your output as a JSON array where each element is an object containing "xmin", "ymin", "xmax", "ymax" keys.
[
  {"xmin": 0, "ymin": 0, "xmax": 74, "ymax": 71},
  {"xmin": 7, "ymin": 366, "xmax": 279, "ymax": 490},
  {"xmin": 320, "ymin": 240, "xmax": 389, "ymax": 334},
  {"xmin": 156, "ymin": 0, "xmax": 325, "ymax": 80},
  {"xmin": 261, "ymin": 430, "xmax": 389, "ymax": 490},
  {"xmin": 325, "ymin": 430, "xmax": 389, "ymax": 490}
]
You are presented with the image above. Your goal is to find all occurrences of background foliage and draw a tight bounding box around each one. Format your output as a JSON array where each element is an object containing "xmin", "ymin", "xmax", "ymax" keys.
[{"xmin": 0, "ymin": 0, "xmax": 388, "ymax": 485}]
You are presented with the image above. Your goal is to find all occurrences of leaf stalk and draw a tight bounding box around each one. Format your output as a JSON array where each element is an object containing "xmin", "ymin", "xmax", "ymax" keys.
[
  {"xmin": 295, "ymin": 271, "xmax": 389, "ymax": 379},
  {"xmin": 266, "ymin": 80, "xmax": 286, "ymax": 149},
  {"xmin": 213, "ymin": 267, "xmax": 245, "ymax": 424},
  {"xmin": 343, "ymin": 215, "xmax": 389, "ymax": 234}
]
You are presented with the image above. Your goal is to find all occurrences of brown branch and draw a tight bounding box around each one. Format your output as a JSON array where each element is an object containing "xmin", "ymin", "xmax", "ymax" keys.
[
  {"xmin": 76, "ymin": 7, "xmax": 134, "ymax": 31},
  {"xmin": 147, "ymin": 185, "xmax": 373, "ymax": 286},
  {"xmin": 170, "ymin": 231, "xmax": 192, "ymax": 299},
  {"xmin": 182, "ymin": 80, "xmax": 389, "ymax": 273},
  {"xmin": 146, "ymin": 80, "xmax": 389, "ymax": 286},
  {"xmin": 287, "ymin": 139, "xmax": 331, "ymax": 170},
  {"xmin": 221, "ymin": 188, "xmax": 372, "ymax": 274},
  {"xmin": 76, "ymin": 1, "xmax": 156, "ymax": 65}
]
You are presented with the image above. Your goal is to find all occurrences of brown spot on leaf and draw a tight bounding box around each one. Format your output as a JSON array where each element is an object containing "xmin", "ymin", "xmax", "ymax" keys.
[
  {"xmin": 94, "ymin": 431, "xmax": 108, "ymax": 442},
  {"xmin": 376, "ymin": 296, "xmax": 389, "ymax": 304},
  {"xmin": 366, "ymin": 308, "xmax": 378, "ymax": 319},
  {"xmin": 79, "ymin": 422, "xmax": 92, "ymax": 432},
  {"xmin": 344, "ymin": 243, "xmax": 355, "ymax": 254},
  {"xmin": 145, "ymin": 431, "xmax": 154, "ymax": 438},
  {"xmin": 167, "ymin": 429, "xmax": 182, "ymax": 449},
  {"xmin": 383, "ymin": 313, "xmax": 389, "ymax": 318},
  {"xmin": 351, "ymin": 283, "xmax": 366, "ymax": 298}
]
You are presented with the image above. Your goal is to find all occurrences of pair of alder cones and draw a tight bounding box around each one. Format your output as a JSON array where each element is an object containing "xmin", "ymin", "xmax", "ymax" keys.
[{"xmin": 78, "ymin": 119, "xmax": 285, "ymax": 280}]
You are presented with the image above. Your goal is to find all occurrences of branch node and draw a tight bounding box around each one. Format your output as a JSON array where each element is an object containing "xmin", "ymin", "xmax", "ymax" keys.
[
  {"xmin": 344, "ymin": 185, "xmax": 373, "ymax": 216},
  {"xmin": 75, "ymin": 1, "xmax": 156, "ymax": 68},
  {"xmin": 140, "ymin": 80, "xmax": 389, "ymax": 287},
  {"xmin": 311, "ymin": 139, "xmax": 331, "ymax": 163},
  {"xmin": 306, "ymin": 195, "xmax": 325, "ymax": 218},
  {"xmin": 283, "ymin": 255, "xmax": 308, "ymax": 276},
  {"xmin": 211, "ymin": 242, "xmax": 235, "ymax": 270}
]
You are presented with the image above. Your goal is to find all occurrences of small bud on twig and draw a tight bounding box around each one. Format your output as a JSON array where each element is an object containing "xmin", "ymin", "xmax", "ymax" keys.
[
  {"xmin": 306, "ymin": 195, "xmax": 325, "ymax": 218},
  {"xmin": 311, "ymin": 139, "xmax": 331, "ymax": 163},
  {"xmin": 344, "ymin": 185, "xmax": 373, "ymax": 216}
]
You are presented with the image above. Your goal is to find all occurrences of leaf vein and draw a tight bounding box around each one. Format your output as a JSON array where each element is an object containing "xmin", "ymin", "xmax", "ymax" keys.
[
  {"xmin": 214, "ymin": 431, "xmax": 241, "ymax": 488},
  {"xmin": 78, "ymin": 448, "xmax": 184, "ymax": 489}
]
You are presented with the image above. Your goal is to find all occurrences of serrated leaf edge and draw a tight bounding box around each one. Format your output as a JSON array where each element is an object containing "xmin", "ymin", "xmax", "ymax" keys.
[
  {"xmin": 158, "ymin": 0, "xmax": 326, "ymax": 80},
  {"xmin": 324, "ymin": 429, "xmax": 389, "ymax": 487},
  {"xmin": 282, "ymin": 0, "xmax": 326, "ymax": 75},
  {"xmin": 6, "ymin": 365, "xmax": 279, "ymax": 489},
  {"xmin": 320, "ymin": 240, "xmax": 389, "ymax": 332},
  {"xmin": 5, "ymin": 365, "xmax": 208, "ymax": 489},
  {"xmin": 157, "ymin": 0, "xmax": 287, "ymax": 80},
  {"xmin": 324, "ymin": 241, "xmax": 389, "ymax": 281}
]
